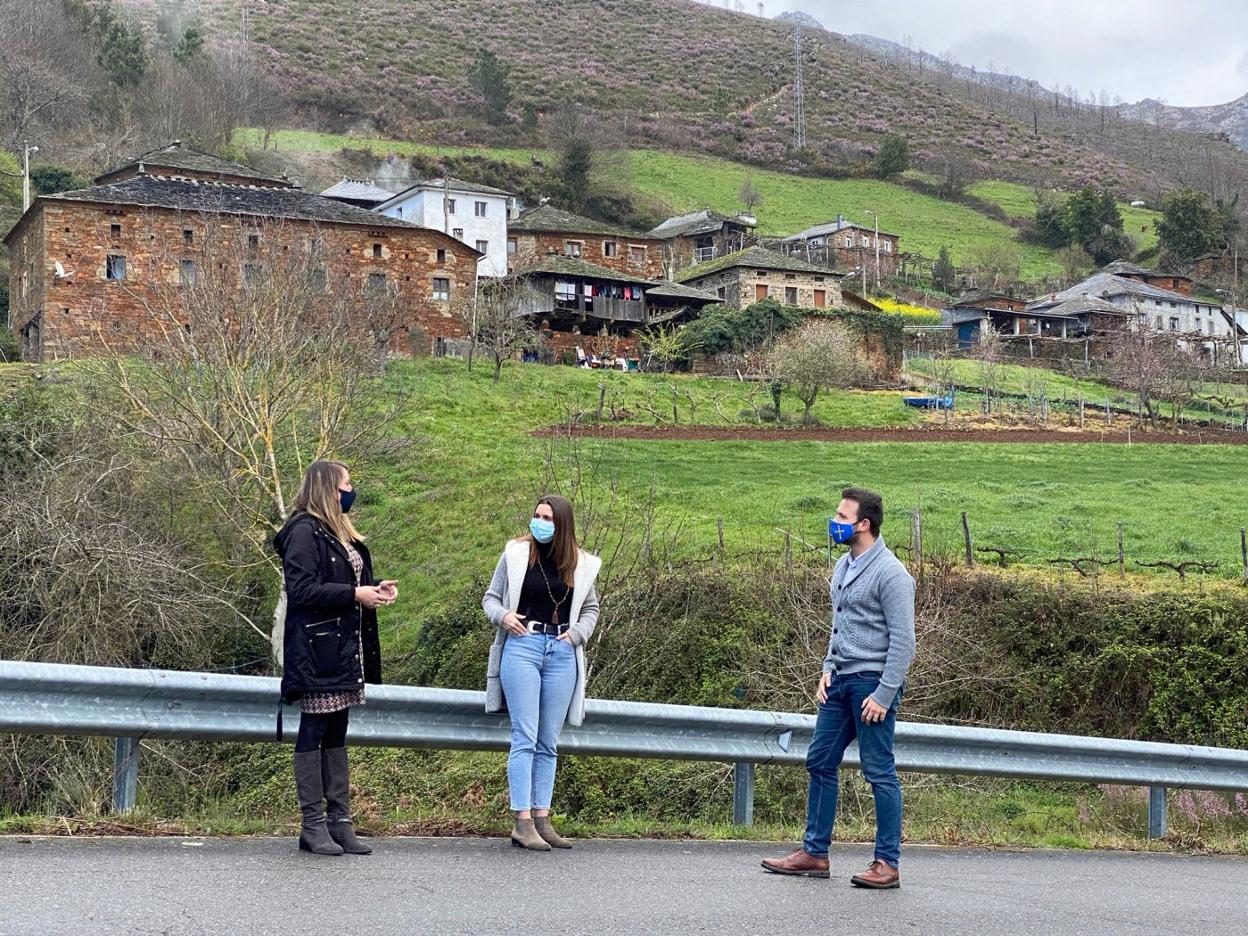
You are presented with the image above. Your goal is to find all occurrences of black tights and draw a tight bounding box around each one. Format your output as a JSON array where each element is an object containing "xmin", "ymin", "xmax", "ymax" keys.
[{"xmin": 295, "ymin": 708, "xmax": 350, "ymax": 753}]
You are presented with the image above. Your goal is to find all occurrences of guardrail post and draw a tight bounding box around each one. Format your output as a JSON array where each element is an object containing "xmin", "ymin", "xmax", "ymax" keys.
[
  {"xmin": 733, "ymin": 762, "xmax": 755, "ymax": 826},
  {"xmin": 112, "ymin": 736, "xmax": 139, "ymax": 814},
  {"xmin": 1147, "ymin": 785, "xmax": 1166, "ymax": 839}
]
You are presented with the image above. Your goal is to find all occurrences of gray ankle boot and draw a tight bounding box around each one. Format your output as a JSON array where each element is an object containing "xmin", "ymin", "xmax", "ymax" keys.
[
  {"xmin": 534, "ymin": 815, "xmax": 573, "ymax": 849},
  {"xmin": 293, "ymin": 750, "xmax": 343, "ymax": 856},
  {"xmin": 510, "ymin": 817, "xmax": 552, "ymax": 851},
  {"xmin": 321, "ymin": 747, "xmax": 372, "ymax": 855}
]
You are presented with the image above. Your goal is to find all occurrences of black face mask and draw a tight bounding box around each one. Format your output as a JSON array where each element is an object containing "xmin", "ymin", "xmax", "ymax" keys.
[{"xmin": 339, "ymin": 488, "xmax": 356, "ymax": 514}]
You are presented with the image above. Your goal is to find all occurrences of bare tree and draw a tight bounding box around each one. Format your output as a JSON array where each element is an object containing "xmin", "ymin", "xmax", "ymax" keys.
[
  {"xmin": 738, "ymin": 176, "xmax": 763, "ymax": 216},
  {"xmin": 969, "ymin": 242, "xmax": 1022, "ymax": 292},
  {"xmin": 82, "ymin": 215, "xmax": 408, "ymax": 652},
  {"xmin": 767, "ymin": 319, "xmax": 869, "ymax": 424},
  {"xmin": 466, "ymin": 276, "xmax": 543, "ymax": 382},
  {"xmin": 1107, "ymin": 325, "xmax": 1181, "ymax": 427},
  {"xmin": 976, "ymin": 326, "xmax": 1004, "ymax": 414}
]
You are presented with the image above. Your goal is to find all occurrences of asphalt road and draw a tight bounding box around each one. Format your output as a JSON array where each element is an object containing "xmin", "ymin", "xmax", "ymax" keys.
[{"xmin": 0, "ymin": 836, "xmax": 1244, "ymax": 935}]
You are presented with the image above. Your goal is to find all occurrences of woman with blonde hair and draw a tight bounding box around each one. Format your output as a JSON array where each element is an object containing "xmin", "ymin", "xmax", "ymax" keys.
[
  {"xmin": 483, "ymin": 494, "xmax": 601, "ymax": 850},
  {"xmin": 274, "ymin": 460, "xmax": 396, "ymax": 856}
]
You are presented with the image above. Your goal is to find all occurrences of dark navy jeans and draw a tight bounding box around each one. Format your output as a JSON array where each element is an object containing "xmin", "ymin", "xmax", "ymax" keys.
[{"xmin": 802, "ymin": 672, "xmax": 903, "ymax": 867}]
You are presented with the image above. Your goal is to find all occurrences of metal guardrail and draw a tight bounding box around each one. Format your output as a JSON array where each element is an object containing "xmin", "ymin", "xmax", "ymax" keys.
[{"xmin": 2, "ymin": 660, "xmax": 1246, "ymax": 837}]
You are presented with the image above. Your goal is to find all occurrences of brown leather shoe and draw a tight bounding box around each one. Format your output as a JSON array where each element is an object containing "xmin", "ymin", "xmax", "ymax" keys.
[
  {"xmin": 850, "ymin": 859, "xmax": 900, "ymax": 889},
  {"xmin": 761, "ymin": 848, "xmax": 830, "ymax": 878}
]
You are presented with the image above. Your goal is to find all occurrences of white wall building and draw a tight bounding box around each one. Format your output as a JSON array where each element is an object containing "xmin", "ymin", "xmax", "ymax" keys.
[{"xmin": 375, "ymin": 177, "xmax": 515, "ymax": 278}]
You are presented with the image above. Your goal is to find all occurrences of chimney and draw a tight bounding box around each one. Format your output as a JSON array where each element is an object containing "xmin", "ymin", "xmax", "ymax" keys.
[{"xmin": 836, "ymin": 213, "xmax": 844, "ymax": 225}]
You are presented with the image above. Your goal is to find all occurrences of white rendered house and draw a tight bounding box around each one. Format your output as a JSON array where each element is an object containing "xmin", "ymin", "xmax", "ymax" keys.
[{"xmin": 375, "ymin": 177, "xmax": 516, "ymax": 278}]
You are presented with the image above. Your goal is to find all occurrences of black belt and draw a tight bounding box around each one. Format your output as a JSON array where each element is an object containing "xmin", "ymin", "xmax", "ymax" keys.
[{"xmin": 527, "ymin": 621, "xmax": 570, "ymax": 636}]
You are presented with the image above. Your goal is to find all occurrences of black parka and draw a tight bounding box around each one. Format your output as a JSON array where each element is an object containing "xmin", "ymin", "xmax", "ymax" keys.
[{"xmin": 273, "ymin": 512, "xmax": 382, "ymax": 705}]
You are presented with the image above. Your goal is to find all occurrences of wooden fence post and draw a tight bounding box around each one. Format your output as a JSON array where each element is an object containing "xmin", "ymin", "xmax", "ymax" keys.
[
  {"xmin": 1241, "ymin": 528, "xmax": 1247, "ymax": 585},
  {"xmin": 717, "ymin": 518, "xmax": 725, "ymax": 556},
  {"xmin": 961, "ymin": 511, "xmax": 974, "ymax": 566},
  {"xmin": 1118, "ymin": 523, "xmax": 1126, "ymax": 579}
]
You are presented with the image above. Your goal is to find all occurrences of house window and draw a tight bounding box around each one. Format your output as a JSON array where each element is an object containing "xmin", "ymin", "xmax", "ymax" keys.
[
  {"xmin": 555, "ymin": 281, "xmax": 577, "ymax": 302},
  {"xmin": 1169, "ymin": 317, "xmax": 1180, "ymax": 331},
  {"xmin": 844, "ymin": 236, "xmax": 853, "ymax": 248},
  {"xmin": 475, "ymin": 239, "xmax": 489, "ymax": 254},
  {"xmin": 437, "ymin": 248, "xmax": 447, "ymax": 263},
  {"xmin": 717, "ymin": 287, "xmax": 726, "ymax": 299},
  {"xmin": 813, "ymin": 289, "xmax": 826, "ymax": 308},
  {"xmin": 447, "ymin": 198, "xmax": 456, "ymax": 215},
  {"xmin": 564, "ymin": 241, "xmax": 583, "ymax": 258},
  {"xmin": 311, "ymin": 268, "xmax": 328, "ymax": 292},
  {"xmin": 247, "ymin": 234, "xmax": 260, "ymax": 251},
  {"xmin": 431, "ymin": 277, "xmax": 451, "ymax": 301},
  {"xmin": 1155, "ymin": 316, "xmax": 1163, "ymax": 329},
  {"xmin": 884, "ymin": 240, "xmax": 892, "ymax": 253},
  {"xmin": 372, "ymin": 243, "xmax": 383, "ymax": 259},
  {"xmin": 1169, "ymin": 301, "xmax": 1177, "ymax": 309},
  {"xmin": 861, "ymin": 236, "xmax": 871, "ymax": 247},
  {"xmin": 506, "ymin": 238, "xmax": 517, "ymax": 256},
  {"xmin": 474, "ymin": 201, "xmax": 487, "ymax": 218},
  {"xmin": 603, "ymin": 241, "xmax": 619, "ymax": 258},
  {"xmin": 182, "ymin": 229, "xmax": 193, "ymax": 245},
  {"xmin": 756, "ymin": 283, "xmax": 769, "ymax": 300},
  {"xmin": 628, "ymin": 245, "xmax": 646, "ymax": 263},
  {"xmin": 106, "ymin": 255, "xmax": 127, "ymax": 281},
  {"xmin": 452, "ymin": 227, "xmax": 464, "ymax": 240},
  {"xmin": 367, "ymin": 273, "xmax": 387, "ymax": 294},
  {"xmin": 243, "ymin": 263, "xmax": 264, "ymax": 287},
  {"xmin": 179, "ymin": 260, "xmax": 197, "ymax": 287},
  {"xmin": 784, "ymin": 286, "xmax": 798, "ymax": 305},
  {"xmin": 110, "ymin": 223, "xmax": 122, "ymax": 239}
]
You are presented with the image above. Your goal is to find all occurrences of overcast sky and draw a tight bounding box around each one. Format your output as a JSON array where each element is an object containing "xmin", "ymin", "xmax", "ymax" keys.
[{"xmin": 764, "ymin": 0, "xmax": 1248, "ymax": 107}]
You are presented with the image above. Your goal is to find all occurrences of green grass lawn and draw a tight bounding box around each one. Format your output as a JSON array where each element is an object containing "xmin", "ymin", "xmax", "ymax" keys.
[
  {"xmin": 236, "ymin": 128, "xmax": 1064, "ymax": 279},
  {"xmin": 906, "ymin": 356, "xmax": 1248, "ymax": 424},
  {"xmin": 969, "ymin": 180, "xmax": 1161, "ymax": 253},
  {"xmin": 354, "ymin": 358, "xmax": 1247, "ymax": 654}
]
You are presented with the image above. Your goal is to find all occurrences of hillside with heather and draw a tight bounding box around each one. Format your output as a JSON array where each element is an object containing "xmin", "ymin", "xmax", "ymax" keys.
[{"xmin": 147, "ymin": 0, "xmax": 1248, "ymax": 199}]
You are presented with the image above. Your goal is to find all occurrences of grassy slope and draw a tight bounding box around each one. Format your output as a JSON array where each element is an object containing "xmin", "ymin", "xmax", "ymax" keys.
[
  {"xmin": 969, "ymin": 180, "xmax": 1162, "ymax": 253},
  {"xmin": 361, "ymin": 359, "xmax": 1248, "ymax": 654},
  {"xmin": 237, "ymin": 128, "xmax": 1064, "ymax": 278}
]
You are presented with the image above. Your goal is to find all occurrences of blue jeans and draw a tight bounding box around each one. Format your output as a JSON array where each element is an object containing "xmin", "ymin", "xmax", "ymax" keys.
[
  {"xmin": 802, "ymin": 672, "xmax": 903, "ymax": 867},
  {"xmin": 499, "ymin": 633, "xmax": 578, "ymax": 811}
]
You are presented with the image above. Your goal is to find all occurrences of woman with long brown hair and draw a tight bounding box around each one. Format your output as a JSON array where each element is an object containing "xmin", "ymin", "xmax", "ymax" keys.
[
  {"xmin": 483, "ymin": 494, "xmax": 601, "ymax": 850},
  {"xmin": 273, "ymin": 460, "xmax": 397, "ymax": 856}
]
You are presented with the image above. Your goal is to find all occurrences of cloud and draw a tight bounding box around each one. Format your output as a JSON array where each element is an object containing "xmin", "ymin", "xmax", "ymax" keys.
[{"xmin": 766, "ymin": 0, "xmax": 1248, "ymax": 106}]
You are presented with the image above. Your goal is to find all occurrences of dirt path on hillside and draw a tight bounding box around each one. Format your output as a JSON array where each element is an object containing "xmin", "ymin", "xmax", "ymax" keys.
[{"xmin": 533, "ymin": 424, "xmax": 1248, "ymax": 445}]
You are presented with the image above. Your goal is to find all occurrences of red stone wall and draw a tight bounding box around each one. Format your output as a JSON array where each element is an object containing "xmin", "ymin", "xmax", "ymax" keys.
[{"xmin": 510, "ymin": 231, "xmax": 665, "ymax": 279}]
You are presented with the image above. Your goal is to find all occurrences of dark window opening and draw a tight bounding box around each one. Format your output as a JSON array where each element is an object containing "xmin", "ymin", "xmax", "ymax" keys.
[
  {"xmin": 183, "ymin": 229, "xmax": 193, "ymax": 245},
  {"xmin": 110, "ymin": 223, "xmax": 121, "ymax": 239},
  {"xmin": 372, "ymin": 243, "xmax": 382, "ymax": 259},
  {"xmin": 106, "ymin": 255, "xmax": 127, "ymax": 281}
]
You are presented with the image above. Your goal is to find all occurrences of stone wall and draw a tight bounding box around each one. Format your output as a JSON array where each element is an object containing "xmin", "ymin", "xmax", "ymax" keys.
[{"xmin": 509, "ymin": 231, "xmax": 665, "ymax": 280}]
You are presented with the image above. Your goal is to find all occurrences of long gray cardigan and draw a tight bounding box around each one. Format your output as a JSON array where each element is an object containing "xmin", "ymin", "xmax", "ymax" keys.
[{"xmin": 482, "ymin": 539, "xmax": 602, "ymax": 726}]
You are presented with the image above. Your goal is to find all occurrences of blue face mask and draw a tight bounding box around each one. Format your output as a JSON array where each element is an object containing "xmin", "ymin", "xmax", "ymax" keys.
[
  {"xmin": 530, "ymin": 517, "xmax": 556, "ymax": 543},
  {"xmin": 828, "ymin": 518, "xmax": 859, "ymax": 545},
  {"xmin": 339, "ymin": 488, "xmax": 356, "ymax": 514}
]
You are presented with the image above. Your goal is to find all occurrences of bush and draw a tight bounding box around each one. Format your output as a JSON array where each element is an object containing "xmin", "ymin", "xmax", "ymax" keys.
[{"xmin": 0, "ymin": 326, "xmax": 19, "ymax": 363}]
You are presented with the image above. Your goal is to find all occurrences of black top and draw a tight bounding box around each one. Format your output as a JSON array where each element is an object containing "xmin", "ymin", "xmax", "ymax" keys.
[{"xmin": 518, "ymin": 542, "xmax": 572, "ymax": 626}]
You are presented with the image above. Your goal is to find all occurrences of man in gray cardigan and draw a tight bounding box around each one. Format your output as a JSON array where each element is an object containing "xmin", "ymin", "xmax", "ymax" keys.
[{"xmin": 762, "ymin": 487, "xmax": 915, "ymax": 889}]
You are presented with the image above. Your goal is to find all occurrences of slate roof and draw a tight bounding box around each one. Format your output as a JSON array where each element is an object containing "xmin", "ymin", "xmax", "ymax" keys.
[
  {"xmin": 1029, "ymin": 272, "xmax": 1221, "ymax": 310},
  {"xmin": 646, "ymin": 208, "xmax": 755, "ymax": 240},
  {"xmin": 6, "ymin": 176, "xmax": 437, "ymax": 247},
  {"xmin": 508, "ymin": 203, "xmax": 646, "ymax": 238},
  {"xmin": 1099, "ymin": 259, "xmax": 1190, "ymax": 280},
  {"xmin": 320, "ymin": 178, "xmax": 395, "ymax": 203},
  {"xmin": 644, "ymin": 282, "xmax": 722, "ymax": 303},
  {"xmin": 782, "ymin": 218, "xmax": 901, "ymax": 241},
  {"xmin": 95, "ymin": 141, "xmax": 288, "ymax": 186},
  {"xmin": 673, "ymin": 245, "xmax": 845, "ymax": 282}
]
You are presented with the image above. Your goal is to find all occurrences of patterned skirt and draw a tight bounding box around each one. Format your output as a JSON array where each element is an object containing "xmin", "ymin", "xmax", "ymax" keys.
[{"xmin": 302, "ymin": 686, "xmax": 365, "ymax": 714}]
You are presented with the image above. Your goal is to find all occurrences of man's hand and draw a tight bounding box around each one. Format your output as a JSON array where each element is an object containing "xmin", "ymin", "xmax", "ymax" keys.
[
  {"xmin": 816, "ymin": 671, "xmax": 832, "ymax": 704},
  {"xmin": 860, "ymin": 697, "xmax": 888, "ymax": 725}
]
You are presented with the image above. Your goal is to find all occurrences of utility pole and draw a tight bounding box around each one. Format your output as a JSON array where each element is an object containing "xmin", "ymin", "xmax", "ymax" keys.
[
  {"xmin": 22, "ymin": 144, "xmax": 39, "ymax": 213},
  {"xmin": 793, "ymin": 26, "xmax": 805, "ymax": 151}
]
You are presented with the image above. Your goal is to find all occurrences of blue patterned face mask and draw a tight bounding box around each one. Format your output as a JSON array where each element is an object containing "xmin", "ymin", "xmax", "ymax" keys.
[
  {"xmin": 530, "ymin": 518, "xmax": 556, "ymax": 543},
  {"xmin": 828, "ymin": 518, "xmax": 858, "ymax": 544}
]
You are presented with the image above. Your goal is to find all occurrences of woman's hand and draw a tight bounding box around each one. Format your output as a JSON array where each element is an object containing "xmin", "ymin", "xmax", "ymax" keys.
[
  {"xmin": 355, "ymin": 585, "xmax": 388, "ymax": 609},
  {"xmin": 556, "ymin": 630, "xmax": 574, "ymax": 644},
  {"xmin": 502, "ymin": 611, "xmax": 528, "ymax": 636},
  {"xmin": 377, "ymin": 580, "xmax": 398, "ymax": 603}
]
